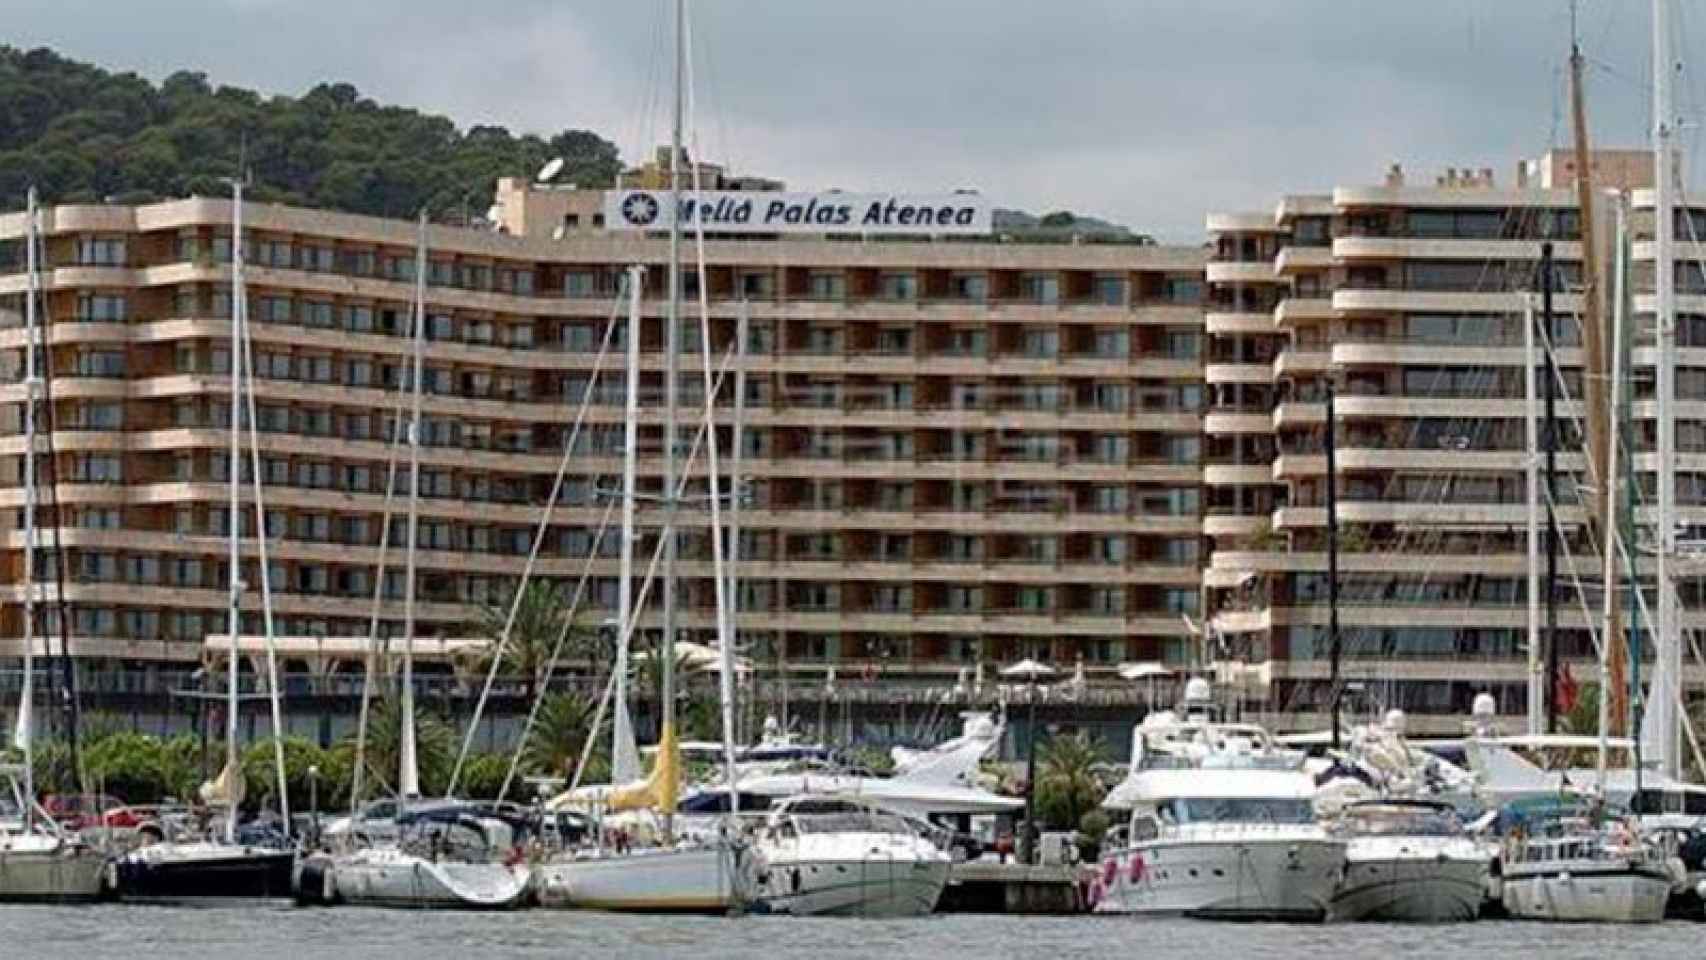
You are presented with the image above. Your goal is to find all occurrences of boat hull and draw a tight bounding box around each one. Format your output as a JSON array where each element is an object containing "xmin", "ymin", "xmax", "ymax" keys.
[
  {"xmin": 1330, "ymin": 853, "xmax": 1488, "ymax": 922},
  {"xmin": 1095, "ymin": 838, "xmax": 1345, "ymax": 921},
  {"xmin": 752, "ymin": 856, "xmax": 950, "ymax": 917},
  {"xmin": 0, "ymin": 846, "xmax": 108, "ymax": 902},
  {"xmin": 537, "ymin": 845, "xmax": 740, "ymax": 912},
  {"xmin": 328, "ymin": 852, "xmax": 532, "ymax": 910},
  {"xmin": 1502, "ymin": 865, "xmax": 1671, "ymax": 923},
  {"xmin": 115, "ymin": 845, "xmax": 295, "ymax": 900}
]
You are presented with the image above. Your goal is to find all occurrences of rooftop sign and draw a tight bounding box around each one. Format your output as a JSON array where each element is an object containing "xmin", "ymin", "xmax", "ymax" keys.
[{"xmin": 605, "ymin": 189, "xmax": 991, "ymax": 236}]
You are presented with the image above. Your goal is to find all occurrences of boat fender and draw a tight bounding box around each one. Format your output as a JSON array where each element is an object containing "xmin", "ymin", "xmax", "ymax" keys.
[
  {"xmin": 1102, "ymin": 857, "xmax": 1117, "ymax": 886},
  {"xmin": 1695, "ymin": 879, "xmax": 1706, "ymax": 901},
  {"xmin": 1087, "ymin": 877, "xmax": 1103, "ymax": 908},
  {"xmin": 1128, "ymin": 854, "xmax": 1144, "ymax": 883},
  {"xmin": 791, "ymin": 868, "xmax": 802, "ymax": 893}
]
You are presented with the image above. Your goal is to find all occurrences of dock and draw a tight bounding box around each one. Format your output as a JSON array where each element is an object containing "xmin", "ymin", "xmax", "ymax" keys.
[{"xmin": 938, "ymin": 861, "xmax": 1086, "ymax": 914}]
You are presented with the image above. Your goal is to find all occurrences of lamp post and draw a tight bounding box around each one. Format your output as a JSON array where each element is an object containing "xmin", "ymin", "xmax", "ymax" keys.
[
  {"xmin": 1001, "ymin": 653, "xmax": 1056, "ymax": 865},
  {"xmin": 307, "ymin": 764, "xmax": 321, "ymax": 848}
]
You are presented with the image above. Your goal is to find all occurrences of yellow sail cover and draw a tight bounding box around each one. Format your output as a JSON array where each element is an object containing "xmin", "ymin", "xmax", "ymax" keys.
[
  {"xmin": 605, "ymin": 721, "xmax": 679, "ymax": 814},
  {"xmin": 197, "ymin": 758, "xmax": 247, "ymax": 809}
]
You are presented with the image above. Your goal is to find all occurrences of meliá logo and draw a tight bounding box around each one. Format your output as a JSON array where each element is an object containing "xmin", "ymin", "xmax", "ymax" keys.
[{"xmin": 620, "ymin": 192, "xmax": 660, "ymax": 227}]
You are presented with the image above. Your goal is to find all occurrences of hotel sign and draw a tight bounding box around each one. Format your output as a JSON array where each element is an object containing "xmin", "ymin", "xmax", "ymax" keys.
[{"xmin": 605, "ymin": 189, "xmax": 992, "ymax": 236}]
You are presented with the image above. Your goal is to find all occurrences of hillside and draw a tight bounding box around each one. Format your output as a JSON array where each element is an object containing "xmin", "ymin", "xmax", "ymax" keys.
[{"xmin": 0, "ymin": 45, "xmax": 621, "ymax": 218}]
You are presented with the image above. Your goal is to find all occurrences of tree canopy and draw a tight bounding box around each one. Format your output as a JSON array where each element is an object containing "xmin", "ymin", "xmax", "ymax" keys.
[{"xmin": 0, "ymin": 45, "xmax": 622, "ymax": 217}]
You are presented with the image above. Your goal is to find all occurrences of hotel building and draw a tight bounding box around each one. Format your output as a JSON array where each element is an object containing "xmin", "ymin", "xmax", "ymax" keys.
[{"xmin": 0, "ymin": 166, "xmax": 1208, "ymax": 731}]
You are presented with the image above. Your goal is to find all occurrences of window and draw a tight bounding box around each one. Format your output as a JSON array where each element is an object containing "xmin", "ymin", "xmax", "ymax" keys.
[
  {"xmin": 1093, "ymin": 275, "xmax": 1126, "ymax": 305},
  {"xmin": 565, "ymin": 271, "xmax": 599, "ymax": 298},
  {"xmin": 1020, "ymin": 273, "xmax": 1060, "ymax": 304},
  {"xmin": 808, "ymin": 272, "xmax": 845, "ymax": 300},
  {"xmin": 75, "ymin": 351, "xmax": 125, "ymax": 376},
  {"xmin": 878, "ymin": 272, "xmax": 916, "ymax": 300},
  {"xmin": 75, "ymin": 237, "xmax": 125, "ymax": 266},
  {"xmin": 75, "ymin": 294, "xmax": 127, "ymax": 322},
  {"xmin": 950, "ymin": 273, "xmax": 988, "ymax": 300}
]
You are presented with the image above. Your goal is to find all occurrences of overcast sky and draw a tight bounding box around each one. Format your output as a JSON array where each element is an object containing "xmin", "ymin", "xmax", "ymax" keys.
[{"xmin": 10, "ymin": 0, "xmax": 1706, "ymax": 241}]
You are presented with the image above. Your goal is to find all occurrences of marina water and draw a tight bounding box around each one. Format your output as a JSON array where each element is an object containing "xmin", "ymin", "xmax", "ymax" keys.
[{"xmin": 6, "ymin": 906, "xmax": 1705, "ymax": 960}]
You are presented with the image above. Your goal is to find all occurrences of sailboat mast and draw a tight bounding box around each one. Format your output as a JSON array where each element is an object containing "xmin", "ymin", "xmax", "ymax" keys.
[
  {"xmin": 1543, "ymin": 243, "xmax": 1560, "ymax": 733},
  {"xmin": 658, "ymin": 0, "xmax": 685, "ymax": 840},
  {"xmin": 1325, "ymin": 379, "xmax": 1340, "ymax": 750},
  {"xmin": 398, "ymin": 212, "xmax": 427, "ymax": 799},
  {"xmin": 1525, "ymin": 298, "xmax": 1543, "ymax": 736},
  {"xmin": 1569, "ymin": 37, "xmax": 1623, "ymax": 734},
  {"xmin": 613, "ymin": 263, "xmax": 643, "ymax": 784},
  {"xmin": 224, "ymin": 179, "xmax": 245, "ymax": 846},
  {"xmin": 1599, "ymin": 197, "xmax": 1628, "ymax": 785},
  {"xmin": 18, "ymin": 188, "xmax": 39, "ymax": 823},
  {"xmin": 1652, "ymin": 0, "xmax": 1681, "ymax": 780},
  {"xmin": 730, "ymin": 301, "xmax": 748, "ymax": 746}
]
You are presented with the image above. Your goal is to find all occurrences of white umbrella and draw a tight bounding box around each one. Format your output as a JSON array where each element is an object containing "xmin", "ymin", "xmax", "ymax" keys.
[
  {"xmin": 1000, "ymin": 658, "xmax": 1056, "ymax": 682},
  {"xmin": 1117, "ymin": 662, "xmax": 1175, "ymax": 681}
]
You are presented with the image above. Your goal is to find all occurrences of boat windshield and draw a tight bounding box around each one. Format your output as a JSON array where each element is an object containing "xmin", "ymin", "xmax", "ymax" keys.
[
  {"xmin": 790, "ymin": 812, "xmax": 913, "ymax": 836},
  {"xmin": 1340, "ymin": 805, "xmax": 1460, "ymax": 837},
  {"xmin": 1164, "ymin": 797, "xmax": 1314, "ymax": 825}
]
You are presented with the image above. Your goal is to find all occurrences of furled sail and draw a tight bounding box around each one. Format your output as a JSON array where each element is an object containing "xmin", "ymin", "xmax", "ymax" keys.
[{"xmin": 198, "ymin": 758, "xmax": 247, "ymax": 809}]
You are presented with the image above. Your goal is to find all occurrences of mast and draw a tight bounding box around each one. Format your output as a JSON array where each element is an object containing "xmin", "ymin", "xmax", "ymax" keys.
[
  {"xmin": 34, "ymin": 198, "xmax": 80, "ymax": 784},
  {"xmin": 1599, "ymin": 197, "xmax": 1628, "ymax": 786},
  {"xmin": 1525, "ymin": 297, "xmax": 1543, "ymax": 735},
  {"xmin": 16, "ymin": 188, "xmax": 40, "ymax": 821},
  {"xmin": 612, "ymin": 264, "xmax": 643, "ymax": 785},
  {"xmin": 1652, "ymin": 0, "xmax": 1681, "ymax": 779},
  {"xmin": 234, "ymin": 179, "xmax": 290, "ymax": 839},
  {"xmin": 224, "ymin": 180, "xmax": 245, "ymax": 845},
  {"xmin": 1325, "ymin": 378, "xmax": 1341, "ymax": 750},
  {"xmin": 398, "ymin": 212, "xmax": 426, "ymax": 799},
  {"xmin": 658, "ymin": 0, "xmax": 685, "ymax": 840},
  {"xmin": 730, "ymin": 301, "xmax": 749, "ymax": 746},
  {"xmin": 1543, "ymin": 243, "xmax": 1560, "ymax": 733},
  {"xmin": 1569, "ymin": 34, "xmax": 1623, "ymax": 734}
]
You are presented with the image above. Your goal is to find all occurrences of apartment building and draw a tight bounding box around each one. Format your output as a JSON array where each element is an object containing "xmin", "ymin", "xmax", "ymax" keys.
[
  {"xmin": 0, "ymin": 177, "xmax": 1209, "ymax": 713},
  {"xmin": 1201, "ymin": 150, "xmax": 1706, "ymax": 733}
]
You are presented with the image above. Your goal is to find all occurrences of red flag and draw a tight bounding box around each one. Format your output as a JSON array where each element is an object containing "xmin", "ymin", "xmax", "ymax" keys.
[{"xmin": 1555, "ymin": 662, "xmax": 1579, "ymax": 716}]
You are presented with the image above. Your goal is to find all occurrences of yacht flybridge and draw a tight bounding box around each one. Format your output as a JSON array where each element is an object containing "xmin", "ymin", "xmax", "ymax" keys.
[{"xmin": 1094, "ymin": 679, "xmax": 1345, "ymax": 921}]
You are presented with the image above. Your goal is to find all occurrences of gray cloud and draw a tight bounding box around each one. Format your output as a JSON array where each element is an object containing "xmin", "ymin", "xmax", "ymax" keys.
[{"xmin": 8, "ymin": 0, "xmax": 1706, "ymax": 240}]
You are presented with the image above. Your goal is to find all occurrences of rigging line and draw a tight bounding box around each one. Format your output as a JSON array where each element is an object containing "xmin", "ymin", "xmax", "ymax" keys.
[
  {"xmin": 349, "ymin": 311, "xmax": 413, "ymax": 812},
  {"xmin": 497, "ymin": 496, "xmax": 616, "ymax": 804},
  {"xmin": 558, "ymin": 340, "xmax": 741, "ymax": 797},
  {"xmin": 448, "ymin": 270, "xmax": 627, "ymax": 795}
]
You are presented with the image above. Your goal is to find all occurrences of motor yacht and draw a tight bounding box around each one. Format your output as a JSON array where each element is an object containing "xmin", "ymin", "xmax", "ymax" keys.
[{"xmin": 744, "ymin": 795, "xmax": 951, "ymax": 917}]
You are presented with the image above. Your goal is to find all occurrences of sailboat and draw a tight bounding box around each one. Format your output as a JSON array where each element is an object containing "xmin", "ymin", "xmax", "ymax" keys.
[
  {"xmin": 114, "ymin": 178, "xmax": 295, "ymax": 900},
  {"xmin": 533, "ymin": 0, "xmax": 753, "ymax": 914},
  {"xmin": 0, "ymin": 187, "xmax": 108, "ymax": 903},
  {"xmin": 299, "ymin": 213, "xmax": 532, "ymax": 910}
]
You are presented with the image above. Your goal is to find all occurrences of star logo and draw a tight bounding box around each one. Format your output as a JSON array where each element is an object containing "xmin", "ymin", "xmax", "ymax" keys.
[{"xmin": 621, "ymin": 192, "xmax": 660, "ymax": 227}]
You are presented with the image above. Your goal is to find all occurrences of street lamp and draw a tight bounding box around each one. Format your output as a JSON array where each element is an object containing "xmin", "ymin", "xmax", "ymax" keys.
[
  {"xmin": 307, "ymin": 764, "xmax": 321, "ymax": 848},
  {"xmin": 1000, "ymin": 653, "xmax": 1056, "ymax": 864}
]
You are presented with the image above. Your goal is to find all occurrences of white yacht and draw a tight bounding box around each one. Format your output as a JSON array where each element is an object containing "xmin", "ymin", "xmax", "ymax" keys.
[
  {"xmin": 1326, "ymin": 799, "xmax": 1488, "ymax": 922},
  {"xmin": 0, "ymin": 765, "xmax": 107, "ymax": 902},
  {"xmin": 744, "ymin": 796, "xmax": 951, "ymax": 917},
  {"xmin": 1500, "ymin": 811, "xmax": 1671, "ymax": 923},
  {"xmin": 1094, "ymin": 679, "xmax": 1345, "ymax": 921}
]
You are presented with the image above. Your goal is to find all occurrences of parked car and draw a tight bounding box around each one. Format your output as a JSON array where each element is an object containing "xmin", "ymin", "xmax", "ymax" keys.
[{"xmin": 41, "ymin": 793, "xmax": 127, "ymax": 831}]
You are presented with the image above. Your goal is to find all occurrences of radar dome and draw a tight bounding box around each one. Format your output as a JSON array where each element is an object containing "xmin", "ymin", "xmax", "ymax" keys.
[
  {"xmin": 1183, "ymin": 676, "xmax": 1212, "ymax": 704},
  {"xmin": 1383, "ymin": 708, "xmax": 1408, "ymax": 734},
  {"xmin": 1471, "ymin": 693, "xmax": 1496, "ymax": 719}
]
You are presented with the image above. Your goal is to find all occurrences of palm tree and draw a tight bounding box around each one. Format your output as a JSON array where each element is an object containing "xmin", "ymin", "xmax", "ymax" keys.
[
  {"xmin": 473, "ymin": 580, "xmax": 596, "ymax": 701},
  {"xmin": 524, "ymin": 692, "xmax": 606, "ymax": 784},
  {"xmin": 347, "ymin": 697, "xmax": 454, "ymax": 801},
  {"xmin": 1035, "ymin": 731, "xmax": 1109, "ymax": 830}
]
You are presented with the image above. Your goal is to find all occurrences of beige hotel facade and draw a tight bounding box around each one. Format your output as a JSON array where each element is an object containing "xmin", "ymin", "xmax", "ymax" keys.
[{"xmin": 3, "ymin": 151, "xmax": 1702, "ymax": 734}]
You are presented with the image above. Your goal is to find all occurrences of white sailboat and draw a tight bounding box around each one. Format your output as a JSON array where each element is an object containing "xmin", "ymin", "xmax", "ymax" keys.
[
  {"xmin": 536, "ymin": 0, "xmax": 751, "ymax": 914},
  {"xmin": 114, "ymin": 177, "xmax": 295, "ymax": 901},
  {"xmin": 305, "ymin": 213, "xmax": 531, "ymax": 910},
  {"xmin": 0, "ymin": 187, "xmax": 107, "ymax": 903}
]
